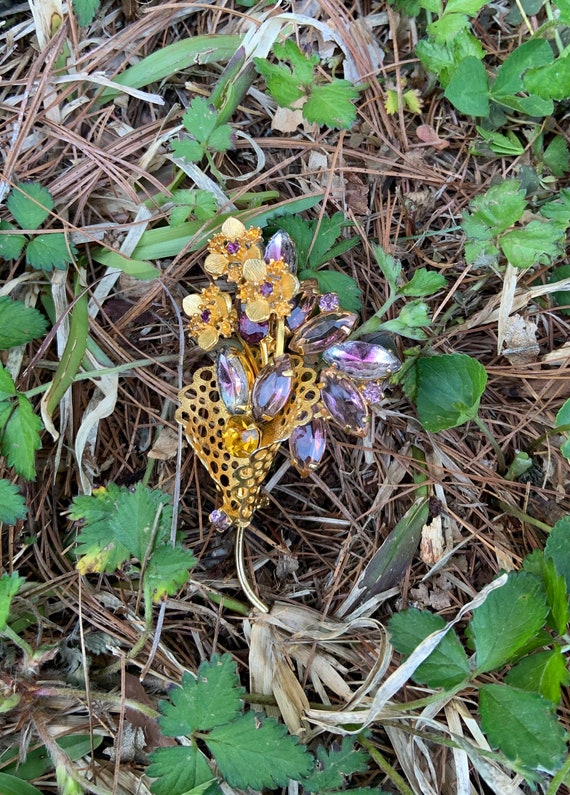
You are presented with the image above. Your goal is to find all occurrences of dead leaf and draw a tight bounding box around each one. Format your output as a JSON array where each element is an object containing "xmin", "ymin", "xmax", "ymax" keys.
[
  {"xmin": 148, "ymin": 426, "xmax": 179, "ymax": 460},
  {"xmin": 416, "ymin": 124, "xmax": 449, "ymax": 149},
  {"xmin": 501, "ymin": 313, "xmax": 539, "ymax": 364}
]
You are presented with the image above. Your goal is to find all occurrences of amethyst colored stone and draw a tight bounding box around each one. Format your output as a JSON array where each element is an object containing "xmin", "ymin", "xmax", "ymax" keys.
[
  {"xmin": 238, "ymin": 303, "xmax": 269, "ymax": 344},
  {"xmin": 251, "ymin": 354, "xmax": 294, "ymax": 422},
  {"xmin": 289, "ymin": 416, "xmax": 327, "ymax": 477},
  {"xmin": 216, "ymin": 347, "xmax": 252, "ymax": 414},
  {"xmin": 289, "ymin": 311, "xmax": 358, "ymax": 355},
  {"xmin": 200, "ymin": 309, "xmax": 211, "ymax": 323},
  {"xmin": 285, "ymin": 279, "xmax": 319, "ymax": 332},
  {"xmin": 322, "ymin": 341, "xmax": 402, "ymax": 381},
  {"xmin": 320, "ymin": 368, "xmax": 369, "ymax": 436},
  {"xmin": 209, "ymin": 508, "xmax": 233, "ymax": 530},
  {"xmin": 260, "ymin": 281, "xmax": 274, "ymax": 297},
  {"xmin": 264, "ymin": 230, "xmax": 298, "ymax": 273},
  {"xmin": 361, "ymin": 381, "xmax": 384, "ymax": 405},
  {"xmin": 318, "ymin": 293, "xmax": 340, "ymax": 312},
  {"xmin": 226, "ymin": 241, "xmax": 240, "ymax": 255}
]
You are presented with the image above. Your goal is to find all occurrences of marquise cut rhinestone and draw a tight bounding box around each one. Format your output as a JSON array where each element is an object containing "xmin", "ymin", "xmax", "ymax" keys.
[
  {"xmin": 322, "ymin": 340, "xmax": 402, "ymax": 381},
  {"xmin": 289, "ymin": 311, "xmax": 358, "ymax": 355},
  {"xmin": 216, "ymin": 347, "xmax": 253, "ymax": 415},
  {"xmin": 289, "ymin": 416, "xmax": 327, "ymax": 477},
  {"xmin": 264, "ymin": 230, "xmax": 298, "ymax": 274},
  {"xmin": 222, "ymin": 415, "xmax": 261, "ymax": 457},
  {"xmin": 237, "ymin": 303, "xmax": 269, "ymax": 344},
  {"xmin": 251, "ymin": 354, "xmax": 294, "ymax": 422},
  {"xmin": 320, "ymin": 368, "xmax": 369, "ymax": 436},
  {"xmin": 285, "ymin": 279, "xmax": 319, "ymax": 332}
]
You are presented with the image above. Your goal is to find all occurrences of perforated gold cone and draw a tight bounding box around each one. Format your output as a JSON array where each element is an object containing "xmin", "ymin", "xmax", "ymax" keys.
[{"xmin": 175, "ymin": 356, "xmax": 321, "ymax": 526}]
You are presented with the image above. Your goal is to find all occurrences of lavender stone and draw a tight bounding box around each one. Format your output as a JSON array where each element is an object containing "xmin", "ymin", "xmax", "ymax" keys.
[
  {"xmin": 318, "ymin": 293, "xmax": 340, "ymax": 312},
  {"xmin": 322, "ymin": 341, "xmax": 401, "ymax": 381},
  {"xmin": 251, "ymin": 354, "xmax": 294, "ymax": 422},
  {"xmin": 238, "ymin": 303, "xmax": 269, "ymax": 344},
  {"xmin": 289, "ymin": 416, "xmax": 327, "ymax": 477},
  {"xmin": 216, "ymin": 347, "xmax": 252, "ymax": 414},
  {"xmin": 264, "ymin": 230, "xmax": 298, "ymax": 273},
  {"xmin": 320, "ymin": 368, "xmax": 369, "ymax": 436},
  {"xmin": 289, "ymin": 311, "xmax": 358, "ymax": 355},
  {"xmin": 210, "ymin": 509, "xmax": 232, "ymax": 530}
]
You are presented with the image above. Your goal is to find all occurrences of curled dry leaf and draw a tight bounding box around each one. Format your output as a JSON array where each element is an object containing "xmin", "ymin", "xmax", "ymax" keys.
[
  {"xmin": 501, "ymin": 312, "xmax": 540, "ymax": 364},
  {"xmin": 416, "ymin": 124, "xmax": 449, "ymax": 149}
]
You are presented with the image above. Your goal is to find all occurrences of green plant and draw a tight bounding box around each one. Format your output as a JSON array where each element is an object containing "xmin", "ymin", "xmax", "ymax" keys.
[
  {"xmin": 254, "ymin": 40, "xmax": 362, "ymax": 129},
  {"xmin": 0, "ymin": 183, "xmax": 77, "ymax": 272},
  {"xmin": 0, "ymin": 364, "xmax": 43, "ymax": 481},
  {"xmin": 389, "ymin": 530, "xmax": 570, "ymax": 779},
  {"xmin": 172, "ymin": 97, "xmax": 235, "ymax": 170}
]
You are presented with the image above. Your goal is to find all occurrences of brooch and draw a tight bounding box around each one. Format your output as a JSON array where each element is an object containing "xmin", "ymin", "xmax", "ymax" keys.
[{"xmin": 175, "ymin": 217, "xmax": 401, "ymax": 611}]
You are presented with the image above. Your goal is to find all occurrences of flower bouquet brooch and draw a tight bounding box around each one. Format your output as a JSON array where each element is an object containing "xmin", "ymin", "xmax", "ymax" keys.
[{"xmin": 175, "ymin": 218, "xmax": 401, "ymax": 611}]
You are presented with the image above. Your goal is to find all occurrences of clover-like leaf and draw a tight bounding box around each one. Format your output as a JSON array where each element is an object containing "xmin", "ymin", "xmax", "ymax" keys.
[{"xmin": 416, "ymin": 353, "xmax": 487, "ymax": 432}]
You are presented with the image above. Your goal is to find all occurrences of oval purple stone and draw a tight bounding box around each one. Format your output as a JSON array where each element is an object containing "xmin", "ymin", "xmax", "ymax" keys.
[
  {"xmin": 251, "ymin": 354, "xmax": 294, "ymax": 422},
  {"xmin": 322, "ymin": 341, "xmax": 401, "ymax": 381},
  {"xmin": 216, "ymin": 347, "xmax": 253, "ymax": 415},
  {"xmin": 320, "ymin": 368, "xmax": 369, "ymax": 436},
  {"xmin": 289, "ymin": 416, "xmax": 327, "ymax": 477},
  {"xmin": 264, "ymin": 230, "xmax": 298, "ymax": 273},
  {"xmin": 289, "ymin": 311, "xmax": 358, "ymax": 355},
  {"xmin": 238, "ymin": 303, "xmax": 269, "ymax": 344}
]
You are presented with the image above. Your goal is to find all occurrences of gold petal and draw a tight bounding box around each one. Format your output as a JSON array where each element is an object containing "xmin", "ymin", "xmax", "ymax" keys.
[
  {"xmin": 242, "ymin": 258, "xmax": 267, "ymax": 284},
  {"xmin": 182, "ymin": 294, "xmax": 203, "ymax": 317},
  {"xmin": 204, "ymin": 253, "xmax": 228, "ymax": 276},
  {"xmin": 280, "ymin": 272, "xmax": 300, "ymax": 298},
  {"xmin": 214, "ymin": 291, "xmax": 233, "ymax": 315},
  {"xmin": 246, "ymin": 300, "xmax": 270, "ymax": 322},
  {"xmin": 221, "ymin": 217, "xmax": 246, "ymax": 238},
  {"xmin": 197, "ymin": 328, "xmax": 219, "ymax": 351}
]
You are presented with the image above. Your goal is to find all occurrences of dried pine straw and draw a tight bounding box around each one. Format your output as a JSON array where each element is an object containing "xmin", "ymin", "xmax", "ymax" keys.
[{"xmin": 1, "ymin": 0, "xmax": 570, "ymax": 793}]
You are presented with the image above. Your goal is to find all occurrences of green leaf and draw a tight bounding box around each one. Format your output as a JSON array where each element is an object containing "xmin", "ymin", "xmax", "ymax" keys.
[
  {"xmin": 1, "ymin": 734, "xmax": 104, "ymax": 780},
  {"xmin": 0, "ymin": 572, "xmax": 25, "ymax": 631},
  {"xmin": 300, "ymin": 269, "xmax": 362, "ymax": 312},
  {"xmin": 1, "ymin": 394, "xmax": 43, "ymax": 480},
  {"xmin": 71, "ymin": 484, "xmax": 132, "ymax": 574},
  {"xmin": 544, "ymin": 136, "xmax": 569, "ymax": 177},
  {"xmin": 476, "ymin": 127, "xmax": 524, "ymax": 156},
  {"xmin": 273, "ymin": 39, "xmax": 319, "ymax": 84},
  {"xmin": 172, "ymin": 139, "xmax": 205, "ymax": 164},
  {"xmin": 145, "ymin": 545, "xmax": 196, "ymax": 601},
  {"xmin": 0, "ymin": 296, "xmax": 48, "ymax": 350},
  {"xmin": 158, "ymin": 654, "xmax": 244, "ymax": 736},
  {"xmin": 415, "ymin": 353, "xmax": 487, "ymax": 432},
  {"xmin": 304, "ymin": 213, "xmax": 357, "ymax": 269},
  {"xmin": 523, "ymin": 552, "xmax": 569, "ymax": 634},
  {"xmin": 301, "ymin": 737, "xmax": 369, "ymax": 792},
  {"xmin": 170, "ymin": 190, "xmax": 218, "ymax": 222},
  {"xmin": 428, "ymin": 13, "xmax": 470, "ymax": 43},
  {"xmin": 147, "ymin": 745, "xmax": 217, "ymax": 795},
  {"xmin": 399, "ymin": 268, "xmax": 446, "ymax": 297},
  {"xmin": 8, "ymin": 182, "xmax": 53, "ymax": 230},
  {"xmin": 108, "ymin": 483, "xmax": 172, "ymax": 561},
  {"xmin": 545, "ymin": 516, "xmax": 570, "ymax": 591},
  {"xmin": 0, "ymin": 364, "xmax": 17, "ymax": 401},
  {"xmin": 174, "ymin": 97, "xmax": 234, "ymax": 163},
  {"xmin": 0, "ymin": 221, "xmax": 27, "ymax": 260},
  {"xmin": 549, "ymin": 265, "xmax": 570, "ymax": 317},
  {"xmin": 389, "ymin": 608, "xmax": 470, "ymax": 688},
  {"xmin": 479, "ymin": 684, "xmax": 567, "ymax": 773},
  {"xmin": 26, "ymin": 233, "xmax": 76, "ymax": 271},
  {"xmin": 444, "ymin": 56, "xmax": 489, "ymax": 116},
  {"xmin": 491, "ymin": 39, "xmax": 553, "ymax": 99},
  {"xmin": 205, "ymin": 712, "xmax": 313, "ymax": 789},
  {"xmin": 372, "ymin": 245, "xmax": 401, "ymax": 290},
  {"xmin": 0, "ymin": 774, "xmax": 44, "ymax": 795},
  {"xmin": 524, "ymin": 54, "xmax": 570, "ymax": 100},
  {"xmin": 303, "ymin": 81, "xmax": 360, "ymax": 129},
  {"xmin": 462, "ymin": 179, "xmax": 526, "ymax": 237},
  {"xmin": 444, "ymin": 0, "xmax": 487, "ymax": 14},
  {"xmin": 0, "ymin": 480, "xmax": 27, "ymax": 524},
  {"xmin": 254, "ymin": 59, "xmax": 305, "ymax": 107},
  {"xmin": 72, "ymin": 0, "xmax": 99, "ymax": 25},
  {"xmin": 506, "ymin": 648, "xmax": 569, "ymax": 704},
  {"xmin": 500, "ymin": 220, "xmax": 566, "ymax": 268},
  {"xmin": 92, "ymin": 248, "xmax": 160, "ymax": 280},
  {"xmin": 469, "ymin": 572, "xmax": 548, "ymax": 673}
]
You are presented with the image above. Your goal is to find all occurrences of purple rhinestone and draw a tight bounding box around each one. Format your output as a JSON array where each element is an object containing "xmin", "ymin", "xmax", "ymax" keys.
[
  {"xmin": 226, "ymin": 241, "xmax": 240, "ymax": 255},
  {"xmin": 322, "ymin": 341, "xmax": 402, "ymax": 381},
  {"xmin": 285, "ymin": 280, "xmax": 319, "ymax": 332},
  {"xmin": 251, "ymin": 354, "xmax": 294, "ymax": 422},
  {"xmin": 361, "ymin": 381, "xmax": 384, "ymax": 404},
  {"xmin": 200, "ymin": 309, "xmax": 211, "ymax": 323},
  {"xmin": 210, "ymin": 509, "xmax": 232, "ymax": 530},
  {"xmin": 259, "ymin": 281, "xmax": 274, "ymax": 297},
  {"xmin": 264, "ymin": 230, "xmax": 298, "ymax": 274},
  {"xmin": 216, "ymin": 348, "xmax": 251, "ymax": 414},
  {"xmin": 318, "ymin": 293, "xmax": 340, "ymax": 312},
  {"xmin": 289, "ymin": 311, "xmax": 358, "ymax": 356},
  {"xmin": 289, "ymin": 416, "xmax": 327, "ymax": 477},
  {"xmin": 238, "ymin": 303, "xmax": 269, "ymax": 344},
  {"xmin": 320, "ymin": 368, "xmax": 369, "ymax": 436}
]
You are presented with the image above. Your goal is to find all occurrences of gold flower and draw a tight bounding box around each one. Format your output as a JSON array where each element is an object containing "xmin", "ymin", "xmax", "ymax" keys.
[
  {"xmin": 182, "ymin": 285, "xmax": 237, "ymax": 351},
  {"xmin": 238, "ymin": 258, "xmax": 300, "ymax": 322},
  {"xmin": 204, "ymin": 217, "xmax": 263, "ymax": 283}
]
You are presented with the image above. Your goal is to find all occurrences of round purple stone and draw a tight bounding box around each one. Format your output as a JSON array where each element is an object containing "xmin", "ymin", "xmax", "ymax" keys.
[
  {"xmin": 210, "ymin": 509, "xmax": 232, "ymax": 530},
  {"xmin": 259, "ymin": 281, "xmax": 274, "ymax": 297},
  {"xmin": 318, "ymin": 293, "xmax": 340, "ymax": 312},
  {"xmin": 200, "ymin": 309, "xmax": 212, "ymax": 323},
  {"xmin": 361, "ymin": 381, "xmax": 384, "ymax": 405},
  {"xmin": 226, "ymin": 241, "xmax": 240, "ymax": 255}
]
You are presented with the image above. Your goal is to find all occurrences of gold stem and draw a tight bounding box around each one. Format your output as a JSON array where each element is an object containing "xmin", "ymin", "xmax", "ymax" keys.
[
  {"xmin": 235, "ymin": 524, "xmax": 269, "ymax": 613},
  {"xmin": 275, "ymin": 318, "xmax": 285, "ymax": 358}
]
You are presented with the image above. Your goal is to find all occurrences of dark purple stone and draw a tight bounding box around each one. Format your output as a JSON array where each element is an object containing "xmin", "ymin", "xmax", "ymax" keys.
[
  {"xmin": 210, "ymin": 508, "xmax": 232, "ymax": 530},
  {"xmin": 251, "ymin": 354, "xmax": 294, "ymax": 422},
  {"xmin": 285, "ymin": 280, "xmax": 319, "ymax": 332},
  {"xmin": 318, "ymin": 293, "xmax": 339, "ymax": 312},
  {"xmin": 322, "ymin": 341, "xmax": 401, "ymax": 381},
  {"xmin": 320, "ymin": 368, "xmax": 369, "ymax": 436},
  {"xmin": 216, "ymin": 347, "xmax": 251, "ymax": 414},
  {"xmin": 260, "ymin": 281, "xmax": 274, "ymax": 297},
  {"xmin": 226, "ymin": 241, "xmax": 240, "ymax": 254},
  {"xmin": 238, "ymin": 303, "xmax": 269, "ymax": 344},
  {"xmin": 289, "ymin": 311, "xmax": 358, "ymax": 355},
  {"xmin": 289, "ymin": 416, "xmax": 327, "ymax": 477},
  {"xmin": 200, "ymin": 309, "xmax": 211, "ymax": 323},
  {"xmin": 264, "ymin": 230, "xmax": 298, "ymax": 273}
]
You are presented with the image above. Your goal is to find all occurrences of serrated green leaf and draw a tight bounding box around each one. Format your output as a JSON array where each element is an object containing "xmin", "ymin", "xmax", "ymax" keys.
[
  {"xmin": 470, "ymin": 572, "xmax": 548, "ymax": 673},
  {"xmin": 0, "ymin": 297, "xmax": 48, "ymax": 350},
  {"xmin": 147, "ymin": 745, "xmax": 216, "ymax": 795},
  {"xmin": 500, "ymin": 221, "xmax": 565, "ymax": 269},
  {"xmin": 416, "ymin": 353, "xmax": 487, "ymax": 432},
  {"xmin": 444, "ymin": 0, "xmax": 487, "ymax": 14},
  {"xmin": 462, "ymin": 179, "xmax": 526, "ymax": 236},
  {"xmin": 8, "ymin": 183, "xmax": 53, "ymax": 230},
  {"xmin": 444, "ymin": 56, "xmax": 489, "ymax": 115},
  {"xmin": 506, "ymin": 648, "xmax": 569, "ymax": 704},
  {"xmin": 303, "ymin": 80, "xmax": 360, "ymax": 129},
  {"xmin": 146, "ymin": 545, "xmax": 196, "ymax": 601},
  {"xmin": 208, "ymin": 125, "xmax": 233, "ymax": 153},
  {"xmin": 72, "ymin": 485, "xmax": 132, "ymax": 574},
  {"xmin": 0, "ymin": 572, "xmax": 25, "ymax": 631},
  {"xmin": 428, "ymin": 13, "xmax": 470, "ymax": 43},
  {"xmin": 389, "ymin": 608, "xmax": 470, "ymax": 688},
  {"xmin": 0, "ymin": 480, "xmax": 27, "ymax": 524},
  {"xmin": 372, "ymin": 245, "xmax": 401, "ymax": 290},
  {"xmin": 159, "ymin": 655, "xmax": 243, "ymax": 736},
  {"xmin": 479, "ymin": 684, "xmax": 567, "ymax": 772},
  {"xmin": 273, "ymin": 39, "xmax": 319, "ymax": 83},
  {"xmin": 300, "ymin": 269, "xmax": 362, "ymax": 312},
  {"xmin": 108, "ymin": 483, "xmax": 173, "ymax": 561},
  {"xmin": 544, "ymin": 136, "xmax": 569, "ymax": 177},
  {"xmin": 254, "ymin": 58, "xmax": 305, "ymax": 107},
  {"xmin": 555, "ymin": 0, "xmax": 570, "ymax": 21},
  {"xmin": 205, "ymin": 712, "xmax": 312, "ymax": 789},
  {"xmin": 305, "ymin": 213, "xmax": 356, "ymax": 268},
  {"xmin": 72, "ymin": 0, "xmax": 99, "ymax": 25},
  {"xmin": 1, "ymin": 394, "xmax": 43, "ymax": 480},
  {"xmin": 524, "ymin": 54, "xmax": 570, "ymax": 100},
  {"xmin": 523, "ymin": 550, "xmax": 568, "ymax": 634},
  {"xmin": 172, "ymin": 139, "xmax": 206, "ymax": 164},
  {"xmin": 491, "ymin": 39, "xmax": 552, "ymax": 99},
  {"xmin": 26, "ymin": 233, "xmax": 76, "ymax": 271},
  {"xmin": 0, "ymin": 220, "xmax": 27, "ymax": 260},
  {"xmin": 0, "ymin": 365, "xmax": 17, "ymax": 401},
  {"xmin": 545, "ymin": 516, "xmax": 570, "ymax": 591},
  {"xmin": 301, "ymin": 736, "xmax": 369, "ymax": 792},
  {"xmin": 399, "ymin": 268, "xmax": 446, "ymax": 297}
]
